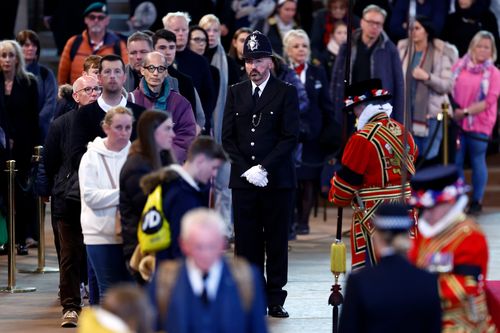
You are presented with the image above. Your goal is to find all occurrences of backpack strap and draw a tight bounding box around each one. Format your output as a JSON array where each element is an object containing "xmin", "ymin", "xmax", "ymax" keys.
[
  {"xmin": 156, "ymin": 259, "xmax": 182, "ymax": 324},
  {"xmin": 228, "ymin": 257, "xmax": 254, "ymax": 312},
  {"xmin": 69, "ymin": 35, "xmax": 84, "ymax": 61}
]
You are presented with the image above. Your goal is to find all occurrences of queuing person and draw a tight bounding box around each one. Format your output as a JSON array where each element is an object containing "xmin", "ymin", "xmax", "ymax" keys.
[
  {"xmin": 125, "ymin": 31, "xmax": 153, "ymax": 92},
  {"xmin": 397, "ymin": 16, "xmax": 458, "ymax": 168},
  {"xmin": 451, "ymin": 30, "xmax": 500, "ymax": 214},
  {"xmin": 330, "ymin": 4, "xmax": 404, "ymax": 125},
  {"xmin": 228, "ymin": 27, "xmax": 252, "ymax": 81},
  {"xmin": 152, "ymin": 29, "xmax": 201, "ymax": 132},
  {"xmin": 70, "ymin": 54, "xmax": 145, "ymax": 169},
  {"xmin": 441, "ymin": 0, "xmax": 500, "ymax": 66},
  {"xmin": 139, "ymin": 136, "xmax": 227, "ymax": 263},
  {"xmin": 44, "ymin": 74, "xmax": 101, "ymax": 327},
  {"xmin": 222, "ymin": 31, "xmax": 299, "ymax": 318},
  {"xmin": 316, "ymin": 21, "xmax": 347, "ymax": 82},
  {"xmin": 16, "ymin": 29, "xmax": 58, "ymax": 142},
  {"xmin": 131, "ymin": 51, "xmax": 196, "ymax": 163},
  {"xmin": 310, "ymin": 0, "xmax": 359, "ymax": 62},
  {"xmin": 57, "ymin": 2, "xmax": 128, "ymax": 85},
  {"xmin": 199, "ymin": 14, "xmax": 240, "ymax": 238},
  {"xmin": 329, "ymin": 79, "xmax": 418, "ymax": 270},
  {"xmin": 79, "ymin": 106, "xmax": 134, "ymax": 302},
  {"xmin": 79, "ymin": 283, "xmax": 153, "ymax": 333},
  {"xmin": 163, "ymin": 11, "xmax": 215, "ymax": 132},
  {"xmin": 0, "ymin": 40, "xmax": 39, "ymax": 255},
  {"xmin": 119, "ymin": 110, "xmax": 176, "ymax": 281},
  {"xmin": 282, "ymin": 29, "xmax": 334, "ymax": 235},
  {"xmin": 254, "ymin": 0, "xmax": 300, "ymax": 57},
  {"xmin": 339, "ymin": 203, "xmax": 442, "ymax": 333},
  {"xmin": 149, "ymin": 208, "xmax": 268, "ymax": 333},
  {"xmin": 409, "ymin": 164, "xmax": 496, "ymax": 332}
]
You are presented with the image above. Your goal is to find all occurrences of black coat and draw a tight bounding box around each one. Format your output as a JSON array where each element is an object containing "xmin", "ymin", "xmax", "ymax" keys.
[
  {"xmin": 0, "ymin": 73, "xmax": 40, "ymax": 173},
  {"xmin": 43, "ymin": 109, "xmax": 76, "ymax": 218},
  {"xmin": 222, "ymin": 75, "xmax": 299, "ymax": 189},
  {"xmin": 168, "ymin": 65, "xmax": 196, "ymax": 119},
  {"xmin": 339, "ymin": 254, "xmax": 442, "ymax": 333},
  {"xmin": 297, "ymin": 64, "xmax": 335, "ymax": 180}
]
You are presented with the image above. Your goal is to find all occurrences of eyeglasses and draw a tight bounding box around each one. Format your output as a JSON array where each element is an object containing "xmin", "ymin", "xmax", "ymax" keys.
[
  {"xmin": 363, "ymin": 18, "xmax": 384, "ymax": 28},
  {"xmin": 191, "ymin": 37, "xmax": 207, "ymax": 44},
  {"xmin": 143, "ymin": 65, "xmax": 167, "ymax": 73},
  {"xmin": 87, "ymin": 14, "xmax": 107, "ymax": 21},
  {"xmin": 76, "ymin": 86, "xmax": 102, "ymax": 95}
]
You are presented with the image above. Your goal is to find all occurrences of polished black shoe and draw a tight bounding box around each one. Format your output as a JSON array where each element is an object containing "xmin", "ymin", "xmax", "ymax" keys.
[
  {"xmin": 17, "ymin": 244, "xmax": 29, "ymax": 256},
  {"xmin": 268, "ymin": 305, "xmax": 289, "ymax": 318},
  {"xmin": 467, "ymin": 201, "xmax": 482, "ymax": 215}
]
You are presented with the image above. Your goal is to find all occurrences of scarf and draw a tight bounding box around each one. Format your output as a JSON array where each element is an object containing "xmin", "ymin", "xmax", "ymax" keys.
[
  {"xmin": 357, "ymin": 103, "xmax": 393, "ymax": 130},
  {"xmin": 452, "ymin": 54, "xmax": 492, "ymax": 103},
  {"xmin": 327, "ymin": 38, "xmax": 340, "ymax": 56},
  {"xmin": 139, "ymin": 77, "xmax": 170, "ymax": 110},
  {"xmin": 211, "ymin": 43, "xmax": 228, "ymax": 144}
]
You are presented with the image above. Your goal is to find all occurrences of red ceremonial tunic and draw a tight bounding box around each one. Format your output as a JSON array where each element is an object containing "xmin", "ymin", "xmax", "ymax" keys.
[
  {"xmin": 409, "ymin": 215, "xmax": 496, "ymax": 332},
  {"xmin": 329, "ymin": 112, "xmax": 418, "ymax": 269}
]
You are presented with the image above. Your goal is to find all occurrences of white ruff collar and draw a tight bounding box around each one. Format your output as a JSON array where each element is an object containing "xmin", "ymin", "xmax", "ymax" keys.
[
  {"xmin": 357, "ymin": 103, "xmax": 393, "ymax": 130},
  {"xmin": 418, "ymin": 195, "xmax": 469, "ymax": 238}
]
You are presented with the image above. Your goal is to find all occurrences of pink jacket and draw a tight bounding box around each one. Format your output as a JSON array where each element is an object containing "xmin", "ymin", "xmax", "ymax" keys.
[{"xmin": 452, "ymin": 63, "xmax": 500, "ymax": 136}]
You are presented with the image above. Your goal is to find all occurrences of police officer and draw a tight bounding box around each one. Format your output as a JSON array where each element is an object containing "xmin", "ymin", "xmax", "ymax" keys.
[{"xmin": 222, "ymin": 31, "xmax": 299, "ymax": 318}]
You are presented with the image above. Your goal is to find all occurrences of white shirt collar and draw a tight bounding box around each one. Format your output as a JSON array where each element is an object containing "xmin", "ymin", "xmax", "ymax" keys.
[
  {"xmin": 418, "ymin": 195, "xmax": 469, "ymax": 238},
  {"xmin": 97, "ymin": 95, "xmax": 128, "ymax": 112},
  {"xmin": 167, "ymin": 164, "xmax": 200, "ymax": 191},
  {"xmin": 251, "ymin": 72, "xmax": 271, "ymax": 95},
  {"xmin": 186, "ymin": 258, "xmax": 223, "ymax": 301}
]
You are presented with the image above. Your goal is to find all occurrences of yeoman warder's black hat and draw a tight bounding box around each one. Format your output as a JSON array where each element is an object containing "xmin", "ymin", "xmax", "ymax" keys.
[{"xmin": 344, "ymin": 79, "xmax": 392, "ymax": 111}]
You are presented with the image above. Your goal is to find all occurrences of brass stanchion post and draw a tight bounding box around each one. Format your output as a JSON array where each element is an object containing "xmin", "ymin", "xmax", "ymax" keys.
[
  {"xmin": 442, "ymin": 103, "xmax": 449, "ymax": 166},
  {"xmin": 0, "ymin": 160, "xmax": 36, "ymax": 293},
  {"xmin": 19, "ymin": 146, "xmax": 58, "ymax": 274}
]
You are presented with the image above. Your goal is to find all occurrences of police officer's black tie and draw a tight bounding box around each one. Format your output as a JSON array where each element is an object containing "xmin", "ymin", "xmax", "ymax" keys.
[
  {"xmin": 252, "ymin": 86, "xmax": 260, "ymax": 107},
  {"xmin": 201, "ymin": 272, "xmax": 209, "ymax": 305}
]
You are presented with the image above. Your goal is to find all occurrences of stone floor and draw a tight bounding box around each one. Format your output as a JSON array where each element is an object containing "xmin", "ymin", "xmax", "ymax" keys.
[{"xmin": 1, "ymin": 206, "xmax": 499, "ymax": 332}]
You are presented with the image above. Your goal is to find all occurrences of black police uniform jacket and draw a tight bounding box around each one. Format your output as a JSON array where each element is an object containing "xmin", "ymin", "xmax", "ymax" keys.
[{"xmin": 222, "ymin": 75, "xmax": 299, "ymax": 189}]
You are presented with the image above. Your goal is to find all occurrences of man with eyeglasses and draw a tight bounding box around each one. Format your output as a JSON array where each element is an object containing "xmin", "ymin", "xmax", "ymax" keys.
[
  {"xmin": 163, "ymin": 11, "xmax": 215, "ymax": 133},
  {"xmin": 330, "ymin": 4, "xmax": 404, "ymax": 126},
  {"xmin": 43, "ymin": 74, "xmax": 102, "ymax": 327},
  {"xmin": 153, "ymin": 29, "xmax": 203, "ymax": 135},
  {"xmin": 132, "ymin": 51, "xmax": 196, "ymax": 163},
  {"xmin": 57, "ymin": 2, "xmax": 128, "ymax": 85}
]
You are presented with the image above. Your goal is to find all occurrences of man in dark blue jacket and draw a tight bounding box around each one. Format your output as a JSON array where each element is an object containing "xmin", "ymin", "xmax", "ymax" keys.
[{"xmin": 339, "ymin": 203, "xmax": 442, "ymax": 333}]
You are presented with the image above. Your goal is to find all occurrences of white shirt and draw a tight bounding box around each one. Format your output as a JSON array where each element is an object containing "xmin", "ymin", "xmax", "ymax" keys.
[
  {"xmin": 97, "ymin": 95, "xmax": 128, "ymax": 112},
  {"xmin": 251, "ymin": 72, "xmax": 271, "ymax": 97},
  {"xmin": 186, "ymin": 258, "xmax": 223, "ymax": 301}
]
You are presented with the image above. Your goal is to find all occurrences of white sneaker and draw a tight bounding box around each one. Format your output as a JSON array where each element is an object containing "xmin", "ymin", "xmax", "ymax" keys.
[{"xmin": 61, "ymin": 310, "xmax": 78, "ymax": 328}]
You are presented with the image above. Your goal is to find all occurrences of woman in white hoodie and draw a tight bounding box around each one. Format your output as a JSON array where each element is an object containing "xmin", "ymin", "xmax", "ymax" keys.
[{"xmin": 79, "ymin": 106, "xmax": 134, "ymax": 300}]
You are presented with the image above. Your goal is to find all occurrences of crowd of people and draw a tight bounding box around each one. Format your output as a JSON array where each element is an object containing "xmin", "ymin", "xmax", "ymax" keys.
[{"xmin": 0, "ymin": 0, "xmax": 500, "ymax": 331}]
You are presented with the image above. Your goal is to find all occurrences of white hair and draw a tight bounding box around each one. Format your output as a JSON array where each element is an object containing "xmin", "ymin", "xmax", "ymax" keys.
[
  {"xmin": 162, "ymin": 11, "xmax": 191, "ymax": 28},
  {"xmin": 180, "ymin": 208, "xmax": 226, "ymax": 241}
]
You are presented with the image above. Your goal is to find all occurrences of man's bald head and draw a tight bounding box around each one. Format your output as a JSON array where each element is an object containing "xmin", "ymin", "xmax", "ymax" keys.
[{"xmin": 72, "ymin": 75, "xmax": 101, "ymax": 107}]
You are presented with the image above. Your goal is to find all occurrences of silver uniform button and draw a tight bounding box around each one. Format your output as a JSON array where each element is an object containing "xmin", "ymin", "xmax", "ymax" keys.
[
  {"xmin": 270, "ymin": 111, "xmax": 273, "ymax": 115},
  {"xmin": 251, "ymin": 128, "xmax": 255, "ymax": 132},
  {"xmin": 236, "ymin": 112, "xmax": 239, "ymax": 116},
  {"xmin": 251, "ymin": 156, "xmax": 255, "ymax": 160},
  {"xmin": 250, "ymin": 142, "xmax": 255, "ymax": 146}
]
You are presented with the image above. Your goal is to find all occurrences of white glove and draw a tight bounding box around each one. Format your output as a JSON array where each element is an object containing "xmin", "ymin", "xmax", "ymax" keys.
[{"xmin": 241, "ymin": 165, "xmax": 268, "ymax": 187}]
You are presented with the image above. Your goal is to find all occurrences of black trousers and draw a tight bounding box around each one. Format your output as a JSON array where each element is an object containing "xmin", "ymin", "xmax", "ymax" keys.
[
  {"xmin": 57, "ymin": 201, "xmax": 86, "ymax": 313},
  {"xmin": 232, "ymin": 188, "xmax": 293, "ymax": 307}
]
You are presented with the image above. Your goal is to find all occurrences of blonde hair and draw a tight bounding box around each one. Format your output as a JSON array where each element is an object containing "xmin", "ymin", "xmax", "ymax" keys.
[
  {"xmin": 199, "ymin": 14, "xmax": 220, "ymax": 29},
  {"xmin": 0, "ymin": 40, "xmax": 35, "ymax": 83},
  {"xmin": 102, "ymin": 106, "xmax": 134, "ymax": 127},
  {"xmin": 468, "ymin": 30, "xmax": 497, "ymax": 63},
  {"xmin": 283, "ymin": 29, "xmax": 311, "ymax": 62}
]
